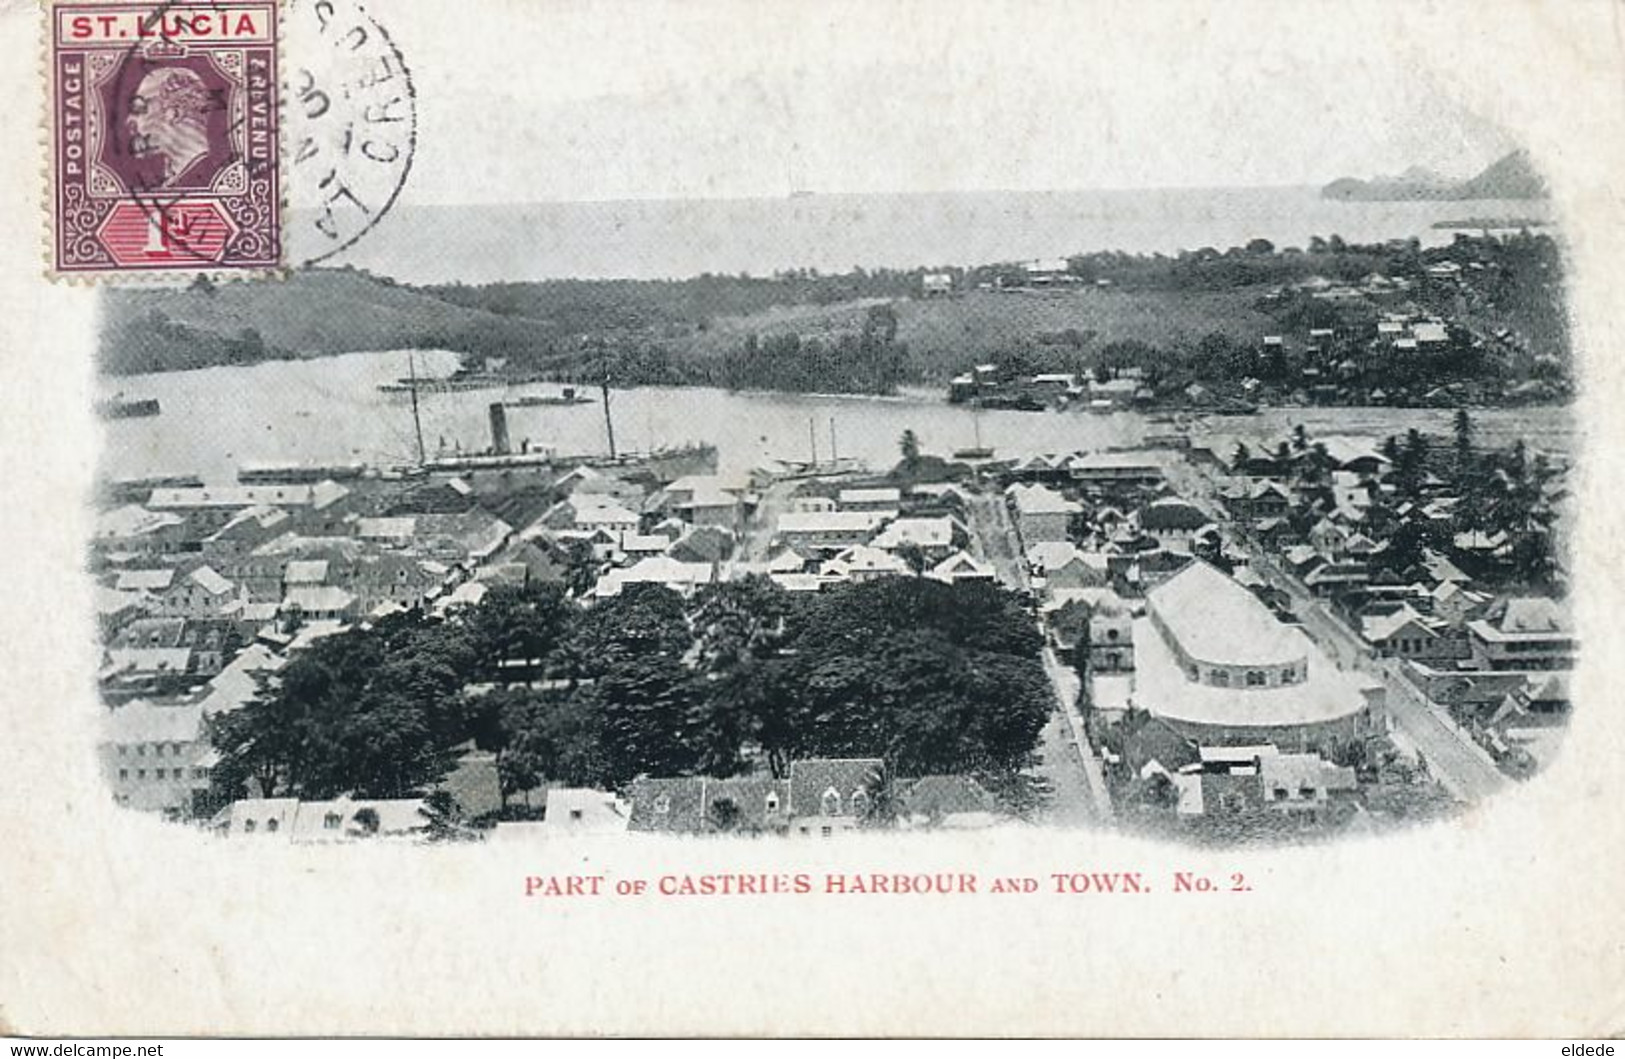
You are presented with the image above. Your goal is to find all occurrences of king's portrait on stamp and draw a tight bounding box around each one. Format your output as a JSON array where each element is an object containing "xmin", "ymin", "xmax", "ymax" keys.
[{"xmin": 49, "ymin": 1, "xmax": 280, "ymax": 274}]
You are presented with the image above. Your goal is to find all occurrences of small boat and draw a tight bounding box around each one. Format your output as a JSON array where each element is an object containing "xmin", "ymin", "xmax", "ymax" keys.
[{"xmin": 96, "ymin": 394, "xmax": 161, "ymax": 419}]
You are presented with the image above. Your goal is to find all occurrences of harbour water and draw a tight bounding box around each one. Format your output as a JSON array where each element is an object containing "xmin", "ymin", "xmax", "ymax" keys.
[{"xmin": 98, "ymin": 350, "xmax": 1576, "ymax": 485}]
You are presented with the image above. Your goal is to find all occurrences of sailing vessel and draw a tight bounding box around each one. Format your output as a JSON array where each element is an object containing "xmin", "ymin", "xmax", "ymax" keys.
[{"xmin": 953, "ymin": 409, "xmax": 995, "ymax": 461}]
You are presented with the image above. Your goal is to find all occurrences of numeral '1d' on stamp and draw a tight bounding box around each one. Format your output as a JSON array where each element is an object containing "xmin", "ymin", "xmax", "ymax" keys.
[{"xmin": 49, "ymin": 2, "xmax": 280, "ymax": 275}]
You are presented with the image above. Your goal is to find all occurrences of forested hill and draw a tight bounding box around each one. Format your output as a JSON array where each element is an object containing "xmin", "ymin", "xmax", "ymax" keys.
[
  {"xmin": 1322, "ymin": 150, "xmax": 1547, "ymax": 202},
  {"xmin": 97, "ymin": 264, "xmax": 927, "ymax": 378},
  {"xmin": 99, "ymin": 269, "xmax": 559, "ymax": 375}
]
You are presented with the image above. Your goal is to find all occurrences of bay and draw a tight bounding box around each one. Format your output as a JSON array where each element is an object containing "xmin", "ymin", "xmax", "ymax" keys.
[{"xmin": 98, "ymin": 350, "xmax": 1575, "ymax": 485}]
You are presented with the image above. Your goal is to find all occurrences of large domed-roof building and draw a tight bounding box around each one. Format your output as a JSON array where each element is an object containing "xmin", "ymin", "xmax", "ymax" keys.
[{"xmin": 1128, "ymin": 561, "xmax": 1384, "ymax": 752}]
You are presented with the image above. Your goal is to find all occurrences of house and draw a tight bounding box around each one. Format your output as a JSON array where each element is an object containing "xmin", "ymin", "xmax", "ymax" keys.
[
  {"xmin": 777, "ymin": 510, "xmax": 890, "ymax": 553},
  {"xmin": 787, "ymin": 758, "xmax": 885, "ymax": 838},
  {"xmin": 282, "ymin": 584, "xmax": 358, "ymax": 621},
  {"xmin": 115, "ymin": 568, "xmax": 176, "ymax": 595},
  {"xmin": 1006, "ymin": 483, "xmax": 1080, "ymax": 544},
  {"xmin": 213, "ymin": 796, "xmax": 430, "ymax": 841},
  {"xmin": 351, "ymin": 554, "xmax": 446, "ymax": 612},
  {"xmin": 1066, "ymin": 450, "xmax": 1164, "ymax": 489},
  {"xmin": 538, "ymin": 788, "xmax": 631, "ymax": 836},
  {"xmin": 1361, "ymin": 605, "xmax": 1454, "ymax": 661},
  {"xmin": 195, "ymin": 643, "xmax": 284, "ymax": 717},
  {"xmin": 352, "ymin": 515, "xmax": 416, "ymax": 549},
  {"xmin": 697, "ymin": 775, "xmax": 792, "ymax": 834},
  {"xmin": 1135, "ymin": 497, "xmax": 1211, "ymax": 549},
  {"xmin": 1045, "ymin": 552, "xmax": 1111, "ymax": 592},
  {"xmin": 1022, "ymin": 257, "xmax": 1077, "ymax": 286},
  {"xmin": 625, "ymin": 777, "xmax": 709, "ymax": 834},
  {"xmin": 1309, "ymin": 518, "xmax": 1351, "ymax": 559},
  {"xmin": 820, "ymin": 545, "xmax": 910, "ymax": 583},
  {"xmin": 922, "ymin": 272, "xmax": 953, "ymax": 297},
  {"xmin": 156, "ymin": 566, "xmax": 241, "ymax": 619},
  {"xmin": 677, "ymin": 488, "xmax": 741, "ymax": 529},
  {"xmin": 93, "ymin": 505, "xmax": 190, "ymax": 558},
  {"xmin": 626, "ymin": 775, "xmax": 790, "ymax": 836},
  {"xmin": 617, "ymin": 533, "xmax": 674, "ymax": 560},
  {"xmin": 537, "ymin": 496, "xmax": 640, "ymax": 537},
  {"xmin": 96, "ymin": 587, "xmax": 151, "ymax": 634},
  {"xmin": 1026, "ymin": 541, "xmax": 1081, "ymax": 576},
  {"xmin": 1258, "ymin": 752, "xmax": 1358, "ymax": 814},
  {"xmin": 869, "ymin": 516, "xmax": 960, "ymax": 560},
  {"xmin": 414, "ymin": 512, "xmax": 514, "ymax": 565},
  {"xmin": 432, "ymin": 581, "xmax": 489, "ymax": 617},
  {"xmin": 282, "ymin": 558, "xmax": 329, "ymax": 587},
  {"xmin": 1115, "ymin": 714, "xmax": 1200, "ymax": 780},
  {"xmin": 899, "ymin": 775, "xmax": 1000, "ymax": 829},
  {"xmin": 100, "ymin": 700, "xmax": 211, "ymax": 816},
  {"xmin": 1467, "ymin": 597, "xmax": 1575, "ymax": 671},
  {"xmin": 591, "ymin": 556, "xmax": 715, "ymax": 598},
  {"xmin": 1223, "ymin": 479, "xmax": 1291, "ymax": 523},
  {"xmin": 789, "ymin": 494, "xmax": 837, "ymax": 514},
  {"xmin": 1412, "ymin": 321, "xmax": 1449, "ymax": 346},
  {"xmin": 928, "ymin": 550, "xmax": 997, "ymax": 584},
  {"xmin": 1485, "ymin": 672, "xmax": 1570, "ymax": 738},
  {"xmin": 1317, "ymin": 436, "xmax": 1390, "ymax": 477},
  {"xmin": 838, "ymin": 487, "xmax": 903, "ymax": 512},
  {"xmin": 1302, "ymin": 561, "xmax": 1370, "ymax": 598}
]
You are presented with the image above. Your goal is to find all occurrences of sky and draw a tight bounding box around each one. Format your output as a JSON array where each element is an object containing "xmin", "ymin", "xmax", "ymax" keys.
[{"xmin": 312, "ymin": 0, "xmax": 1521, "ymax": 207}]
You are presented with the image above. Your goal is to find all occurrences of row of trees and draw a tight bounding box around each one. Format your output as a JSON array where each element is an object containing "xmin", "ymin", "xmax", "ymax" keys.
[
  {"xmin": 717, "ymin": 303, "xmax": 909, "ymax": 394},
  {"xmin": 208, "ymin": 575, "xmax": 1053, "ymax": 811}
]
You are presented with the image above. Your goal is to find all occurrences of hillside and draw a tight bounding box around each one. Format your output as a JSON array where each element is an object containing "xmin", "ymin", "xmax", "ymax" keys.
[
  {"xmin": 892, "ymin": 287, "xmax": 1280, "ymax": 378},
  {"xmin": 1322, "ymin": 150, "xmax": 1547, "ymax": 202},
  {"xmin": 100, "ymin": 268, "xmax": 559, "ymax": 375}
]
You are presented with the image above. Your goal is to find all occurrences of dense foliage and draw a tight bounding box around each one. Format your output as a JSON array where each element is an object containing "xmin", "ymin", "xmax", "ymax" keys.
[{"xmin": 207, "ymin": 577, "xmax": 1052, "ymax": 808}]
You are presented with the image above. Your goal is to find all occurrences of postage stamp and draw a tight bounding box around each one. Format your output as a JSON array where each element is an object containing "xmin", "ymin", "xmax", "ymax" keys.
[{"xmin": 48, "ymin": 1, "xmax": 281, "ymax": 275}]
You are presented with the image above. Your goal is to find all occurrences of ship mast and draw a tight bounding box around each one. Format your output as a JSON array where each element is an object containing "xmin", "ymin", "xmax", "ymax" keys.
[
  {"xmin": 598, "ymin": 340, "xmax": 618, "ymax": 459},
  {"xmin": 407, "ymin": 351, "xmax": 427, "ymax": 466},
  {"xmin": 829, "ymin": 416, "xmax": 838, "ymax": 463},
  {"xmin": 808, "ymin": 416, "xmax": 818, "ymax": 466}
]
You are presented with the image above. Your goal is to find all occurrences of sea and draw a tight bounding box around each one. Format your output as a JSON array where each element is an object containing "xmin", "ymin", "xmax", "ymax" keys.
[{"xmin": 302, "ymin": 186, "xmax": 1554, "ymax": 285}]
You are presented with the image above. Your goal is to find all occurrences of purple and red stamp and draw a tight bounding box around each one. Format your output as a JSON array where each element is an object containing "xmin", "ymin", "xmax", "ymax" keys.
[{"xmin": 49, "ymin": 2, "xmax": 280, "ymax": 275}]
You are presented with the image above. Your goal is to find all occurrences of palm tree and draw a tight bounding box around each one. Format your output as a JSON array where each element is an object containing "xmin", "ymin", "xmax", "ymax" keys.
[
  {"xmin": 895, "ymin": 542, "xmax": 930, "ymax": 576},
  {"xmin": 860, "ymin": 762, "xmax": 900, "ymax": 829},
  {"xmin": 899, "ymin": 429, "xmax": 921, "ymax": 468},
  {"xmin": 707, "ymin": 796, "xmax": 741, "ymax": 833}
]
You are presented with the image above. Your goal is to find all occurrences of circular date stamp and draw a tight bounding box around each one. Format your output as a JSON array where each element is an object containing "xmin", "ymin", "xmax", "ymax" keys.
[{"xmin": 283, "ymin": 0, "xmax": 417, "ymax": 267}]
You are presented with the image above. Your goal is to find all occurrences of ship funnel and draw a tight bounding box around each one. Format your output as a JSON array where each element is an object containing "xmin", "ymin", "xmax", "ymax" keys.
[{"xmin": 488, "ymin": 402, "xmax": 511, "ymax": 455}]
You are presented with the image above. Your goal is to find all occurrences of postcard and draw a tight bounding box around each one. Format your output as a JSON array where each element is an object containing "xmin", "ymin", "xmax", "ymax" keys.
[{"xmin": 1, "ymin": 0, "xmax": 1621, "ymax": 1038}]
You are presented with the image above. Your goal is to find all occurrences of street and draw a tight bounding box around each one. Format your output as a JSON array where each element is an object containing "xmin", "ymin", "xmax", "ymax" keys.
[
  {"xmin": 1173, "ymin": 454, "xmax": 1510, "ymax": 804},
  {"xmin": 966, "ymin": 486, "xmax": 1113, "ymax": 823},
  {"xmin": 741, "ymin": 479, "xmax": 799, "ymax": 563}
]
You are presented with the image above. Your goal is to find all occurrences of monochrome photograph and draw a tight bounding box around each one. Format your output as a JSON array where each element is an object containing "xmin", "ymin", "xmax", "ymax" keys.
[{"xmin": 4, "ymin": 0, "xmax": 1620, "ymax": 1038}]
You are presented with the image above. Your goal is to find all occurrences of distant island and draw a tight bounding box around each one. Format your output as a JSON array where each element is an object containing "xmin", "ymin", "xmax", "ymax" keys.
[{"xmin": 1322, "ymin": 150, "xmax": 1547, "ymax": 202}]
